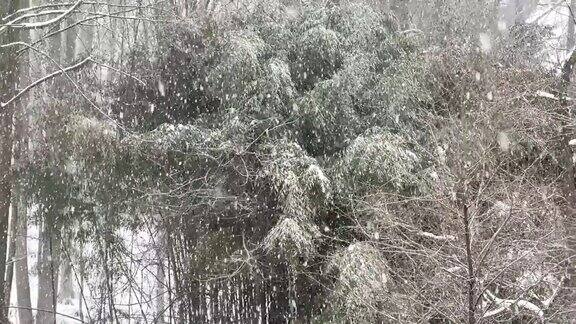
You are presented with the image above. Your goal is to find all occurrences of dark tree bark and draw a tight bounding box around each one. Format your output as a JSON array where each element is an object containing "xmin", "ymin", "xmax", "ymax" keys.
[{"xmin": 463, "ymin": 205, "xmax": 476, "ymax": 324}]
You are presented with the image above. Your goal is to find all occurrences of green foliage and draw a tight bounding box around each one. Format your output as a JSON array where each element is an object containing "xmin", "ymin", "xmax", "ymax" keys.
[
  {"xmin": 93, "ymin": 3, "xmax": 433, "ymax": 320},
  {"xmin": 263, "ymin": 217, "xmax": 320, "ymax": 260},
  {"xmin": 328, "ymin": 2, "xmax": 391, "ymax": 53},
  {"xmin": 326, "ymin": 242, "xmax": 391, "ymax": 322},
  {"xmin": 332, "ymin": 128, "xmax": 420, "ymax": 198},
  {"xmin": 260, "ymin": 140, "xmax": 331, "ymax": 220},
  {"xmin": 291, "ymin": 25, "xmax": 342, "ymax": 90},
  {"xmin": 208, "ymin": 31, "xmax": 268, "ymax": 107}
]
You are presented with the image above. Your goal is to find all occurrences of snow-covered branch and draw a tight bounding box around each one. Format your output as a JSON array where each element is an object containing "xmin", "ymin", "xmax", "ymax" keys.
[
  {"xmin": 534, "ymin": 90, "xmax": 573, "ymax": 101},
  {"xmin": 415, "ymin": 231, "xmax": 456, "ymax": 242},
  {"xmin": 0, "ymin": 0, "xmax": 82, "ymax": 34},
  {"xmin": 482, "ymin": 290, "xmax": 544, "ymax": 320},
  {"xmin": 0, "ymin": 56, "xmax": 92, "ymax": 109},
  {"xmin": 1, "ymin": 0, "xmax": 146, "ymax": 22}
]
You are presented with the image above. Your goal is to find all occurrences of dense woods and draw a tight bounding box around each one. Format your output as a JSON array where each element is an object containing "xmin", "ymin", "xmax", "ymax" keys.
[{"xmin": 2, "ymin": 0, "xmax": 576, "ymax": 323}]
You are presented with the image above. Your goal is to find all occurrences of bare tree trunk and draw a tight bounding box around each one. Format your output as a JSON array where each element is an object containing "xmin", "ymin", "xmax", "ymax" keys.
[
  {"xmin": 5, "ymin": 10, "xmax": 32, "ymax": 312},
  {"xmin": 78, "ymin": 257, "xmax": 84, "ymax": 322},
  {"xmin": 58, "ymin": 253, "xmax": 74, "ymax": 305},
  {"xmin": 569, "ymin": 0, "xmax": 576, "ymax": 50},
  {"xmin": 79, "ymin": 2, "xmax": 95, "ymax": 55},
  {"xmin": 36, "ymin": 217, "xmax": 60, "ymax": 324},
  {"xmin": 0, "ymin": 0, "xmax": 21, "ymax": 320},
  {"xmin": 36, "ymin": 220, "xmax": 52, "ymax": 324},
  {"xmin": 15, "ymin": 200, "xmax": 32, "ymax": 324},
  {"xmin": 65, "ymin": 16, "xmax": 77, "ymax": 64},
  {"xmin": 462, "ymin": 205, "xmax": 476, "ymax": 324},
  {"xmin": 107, "ymin": 0, "xmax": 118, "ymax": 64},
  {"xmin": 47, "ymin": 0, "xmax": 63, "ymax": 65},
  {"xmin": 4, "ymin": 189, "xmax": 19, "ymax": 308},
  {"xmin": 10, "ymin": 0, "xmax": 33, "ymax": 321},
  {"xmin": 555, "ymin": 50, "xmax": 576, "ymax": 314},
  {"xmin": 155, "ymin": 230, "xmax": 166, "ymax": 323},
  {"xmin": 13, "ymin": 115, "xmax": 32, "ymax": 323}
]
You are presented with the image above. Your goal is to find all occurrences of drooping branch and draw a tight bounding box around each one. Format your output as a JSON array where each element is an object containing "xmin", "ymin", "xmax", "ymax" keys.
[
  {"xmin": 1, "ymin": 1, "xmax": 148, "ymax": 22},
  {"xmin": 1, "ymin": 3, "xmax": 74, "ymax": 22},
  {"xmin": 0, "ymin": 0, "xmax": 82, "ymax": 34},
  {"xmin": 0, "ymin": 56, "xmax": 92, "ymax": 109},
  {"xmin": 2, "ymin": 10, "xmax": 69, "ymax": 28}
]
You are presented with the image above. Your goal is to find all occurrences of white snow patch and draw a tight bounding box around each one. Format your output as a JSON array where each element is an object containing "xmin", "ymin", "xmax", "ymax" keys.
[
  {"xmin": 158, "ymin": 79, "xmax": 166, "ymax": 97},
  {"xmin": 497, "ymin": 131, "xmax": 510, "ymax": 152},
  {"xmin": 479, "ymin": 33, "xmax": 492, "ymax": 54}
]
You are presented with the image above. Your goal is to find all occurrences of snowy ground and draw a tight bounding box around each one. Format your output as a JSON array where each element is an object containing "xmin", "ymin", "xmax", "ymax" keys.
[{"xmin": 8, "ymin": 224, "xmax": 166, "ymax": 324}]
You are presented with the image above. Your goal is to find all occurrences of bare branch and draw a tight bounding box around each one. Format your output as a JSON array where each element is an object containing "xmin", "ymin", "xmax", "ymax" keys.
[
  {"xmin": 415, "ymin": 231, "xmax": 456, "ymax": 242},
  {"xmin": 0, "ymin": 0, "xmax": 82, "ymax": 34},
  {"xmin": 0, "ymin": 56, "xmax": 92, "ymax": 109}
]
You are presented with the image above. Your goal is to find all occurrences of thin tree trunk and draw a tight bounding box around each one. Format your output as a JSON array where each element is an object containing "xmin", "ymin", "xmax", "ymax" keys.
[
  {"xmin": 463, "ymin": 205, "xmax": 476, "ymax": 324},
  {"xmin": 155, "ymin": 230, "xmax": 166, "ymax": 323},
  {"xmin": 12, "ymin": 0, "xmax": 33, "ymax": 320},
  {"xmin": 15, "ymin": 200, "xmax": 32, "ymax": 324},
  {"xmin": 36, "ymin": 218, "xmax": 52, "ymax": 323},
  {"xmin": 4, "ymin": 188, "xmax": 19, "ymax": 308},
  {"xmin": 58, "ymin": 253, "xmax": 74, "ymax": 305},
  {"xmin": 5, "ymin": 27, "xmax": 30, "ymax": 313},
  {"xmin": 36, "ymin": 217, "xmax": 60, "ymax": 324},
  {"xmin": 78, "ymin": 257, "xmax": 84, "ymax": 322},
  {"xmin": 47, "ymin": 0, "xmax": 63, "ymax": 65},
  {"xmin": 65, "ymin": 12, "xmax": 77, "ymax": 63},
  {"xmin": 555, "ymin": 50, "xmax": 576, "ymax": 315},
  {"xmin": 78, "ymin": 2, "xmax": 95, "ymax": 55},
  {"xmin": 569, "ymin": 0, "xmax": 576, "ymax": 50},
  {"xmin": 0, "ymin": 0, "xmax": 21, "ymax": 320}
]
